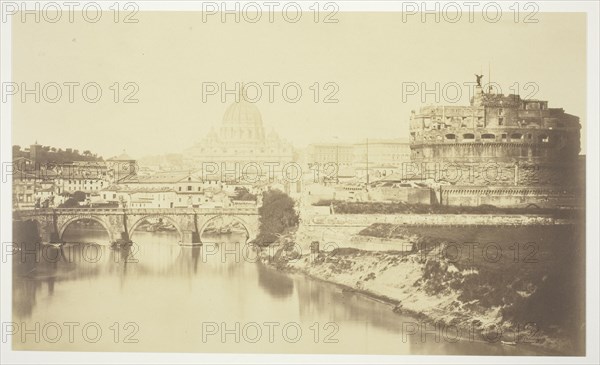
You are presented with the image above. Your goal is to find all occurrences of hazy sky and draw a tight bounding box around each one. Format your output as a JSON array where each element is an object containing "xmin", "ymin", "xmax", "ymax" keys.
[{"xmin": 12, "ymin": 12, "xmax": 587, "ymax": 158}]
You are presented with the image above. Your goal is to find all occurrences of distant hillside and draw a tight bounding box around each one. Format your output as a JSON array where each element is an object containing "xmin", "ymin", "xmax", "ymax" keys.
[{"xmin": 13, "ymin": 144, "xmax": 104, "ymax": 164}]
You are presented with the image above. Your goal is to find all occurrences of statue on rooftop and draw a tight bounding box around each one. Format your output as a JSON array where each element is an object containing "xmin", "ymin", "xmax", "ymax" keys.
[{"xmin": 475, "ymin": 74, "xmax": 484, "ymax": 87}]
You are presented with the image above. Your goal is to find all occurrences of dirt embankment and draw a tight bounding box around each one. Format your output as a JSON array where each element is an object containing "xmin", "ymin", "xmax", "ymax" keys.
[{"xmin": 259, "ymin": 224, "xmax": 584, "ymax": 355}]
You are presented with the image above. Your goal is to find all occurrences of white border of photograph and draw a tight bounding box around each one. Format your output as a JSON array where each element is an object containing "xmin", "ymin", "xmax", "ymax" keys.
[{"xmin": 1, "ymin": 1, "xmax": 598, "ymax": 364}]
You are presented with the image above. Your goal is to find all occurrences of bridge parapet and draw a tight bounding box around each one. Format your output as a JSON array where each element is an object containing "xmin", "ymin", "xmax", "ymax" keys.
[{"xmin": 14, "ymin": 207, "xmax": 259, "ymax": 217}]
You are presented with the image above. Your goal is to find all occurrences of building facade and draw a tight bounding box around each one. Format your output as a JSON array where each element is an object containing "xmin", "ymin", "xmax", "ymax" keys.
[
  {"xmin": 106, "ymin": 152, "xmax": 138, "ymax": 183},
  {"xmin": 307, "ymin": 138, "xmax": 411, "ymax": 181},
  {"xmin": 107, "ymin": 171, "xmax": 230, "ymax": 208}
]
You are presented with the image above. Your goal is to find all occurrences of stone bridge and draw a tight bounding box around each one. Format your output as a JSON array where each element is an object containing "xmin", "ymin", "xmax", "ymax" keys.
[{"xmin": 13, "ymin": 207, "xmax": 260, "ymax": 246}]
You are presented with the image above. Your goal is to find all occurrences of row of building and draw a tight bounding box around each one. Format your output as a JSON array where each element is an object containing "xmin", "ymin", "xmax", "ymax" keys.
[
  {"xmin": 12, "ymin": 147, "xmax": 260, "ymax": 209},
  {"xmin": 13, "ymin": 77, "xmax": 584, "ymax": 209},
  {"xmin": 12, "ymin": 150, "xmax": 135, "ymax": 208}
]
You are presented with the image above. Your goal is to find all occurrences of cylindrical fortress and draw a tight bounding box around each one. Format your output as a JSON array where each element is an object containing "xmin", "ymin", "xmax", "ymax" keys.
[{"xmin": 408, "ymin": 86, "xmax": 581, "ymax": 188}]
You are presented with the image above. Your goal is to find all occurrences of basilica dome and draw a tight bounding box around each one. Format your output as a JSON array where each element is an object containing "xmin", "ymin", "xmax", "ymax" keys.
[
  {"xmin": 184, "ymin": 95, "xmax": 294, "ymax": 167},
  {"xmin": 217, "ymin": 97, "xmax": 266, "ymax": 142},
  {"xmin": 222, "ymin": 98, "xmax": 264, "ymax": 127}
]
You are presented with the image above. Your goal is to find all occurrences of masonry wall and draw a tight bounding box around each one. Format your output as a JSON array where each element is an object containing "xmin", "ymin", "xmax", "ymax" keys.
[
  {"xmin": 403, "ymin": 161, "xmax": 582, "ymax": 187},
  {"xmin": 304, "ymin": 213, "xmax": 569, "ymax": 227},
  {"xmin": 373, "ymin": 187, "xmax": 431, "ymax": 204},
  {"xmin": 440, "ymin": 186, "xmax": 582, "ymax": 208}
]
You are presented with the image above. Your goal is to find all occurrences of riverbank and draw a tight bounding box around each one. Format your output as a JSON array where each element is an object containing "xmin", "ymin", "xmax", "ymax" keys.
[{"xmin": 259, "ymin": 224, "xmax": 584, "ymax": 355}]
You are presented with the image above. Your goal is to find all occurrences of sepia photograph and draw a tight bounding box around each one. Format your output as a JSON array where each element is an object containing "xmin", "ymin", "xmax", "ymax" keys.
[{"xmin": 0, "ymin": 1, "xmax": 598, "ymax": 364}]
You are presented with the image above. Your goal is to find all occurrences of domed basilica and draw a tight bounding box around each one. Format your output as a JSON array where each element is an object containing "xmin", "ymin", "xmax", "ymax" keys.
[{"xmin": 184, "ymin": 96, "xmax": 294, "ymax": 178}]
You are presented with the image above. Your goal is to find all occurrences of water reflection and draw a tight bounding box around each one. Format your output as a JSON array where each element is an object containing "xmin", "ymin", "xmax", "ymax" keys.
[
  {"xmin": 256, "ymin": 263, "xmax": 294, "ymax": 298},
  {"xmin": 12, "ymin": 227, "xmax": 550, "ymax": 355}
]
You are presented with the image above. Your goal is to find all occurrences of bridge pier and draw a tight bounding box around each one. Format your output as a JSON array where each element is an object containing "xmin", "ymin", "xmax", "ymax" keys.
[
  {"xmin": 180, "ymin": 230, "xmax": 202, "ymax": 246},
  {"xmin": 49, "ymin": 232, "xmax": 61, "ymax": 243},
  {"xmin": 31, "ymin": 214, "xmax": 62, "ymax": 243},
  {"xmin": 115, "ymin": 231, "xmax": 131, "ymax": 244},
  {"xmin": 37, "ymin": 224, "xmax": 61, "ymax": 243}
]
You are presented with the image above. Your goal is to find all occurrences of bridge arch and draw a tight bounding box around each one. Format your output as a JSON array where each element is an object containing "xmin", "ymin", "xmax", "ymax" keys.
[
  {"xmin": 198, "ymin": 215, "xmax": 256, "ymax": 243},
  {"xmin": 58, "ymin": 215, "xmax": 114, "ymax": 243},
  {"xmin": 128, "ymin": 215, "xmax": 184, "ymax": 242}
]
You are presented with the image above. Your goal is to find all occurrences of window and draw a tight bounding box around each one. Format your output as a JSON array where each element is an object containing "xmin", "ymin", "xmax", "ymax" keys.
[
  {"xmin": 187, "ymin": 186, "xmax": 192, "ymax": 191},
  {"xmin": 498, "ymin": 118, "xmax": 504, "ymax": 125},
  {"xmin": 462, "ymin": 133, "xmax": 475, "ymax": 140},
  {"xmin": 481, "ymin": 133, "xmax": 495, "ymax": 140},
  {"xmin": 510, "ymin": 133, "xmax": 523, "ymax": 140},
  {"xmin": 113, "ymin": 194, "xmax": 116, "ymax": 199}
]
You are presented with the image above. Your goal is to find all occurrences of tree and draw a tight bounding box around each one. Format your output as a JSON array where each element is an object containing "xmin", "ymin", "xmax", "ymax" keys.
[
  {"xmin": 72, "ymin": 191, "xmax": 87, "ymax": 202},
  {"xmin": 255, "ymin": 189, "xmax": 299, "ymax": 245},
  {"xmin": 12, "ymin": 145, "xmax": 26, "ymax": 159},
  {"xmin": 59, "ymin": 198, "xmax": 79, "ymax": 208}
]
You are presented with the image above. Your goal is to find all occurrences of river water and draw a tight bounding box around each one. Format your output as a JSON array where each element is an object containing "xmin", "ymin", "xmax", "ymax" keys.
[{"xmin": 11, "ymin": 225, "xmax": 554, "ymax": 355}]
